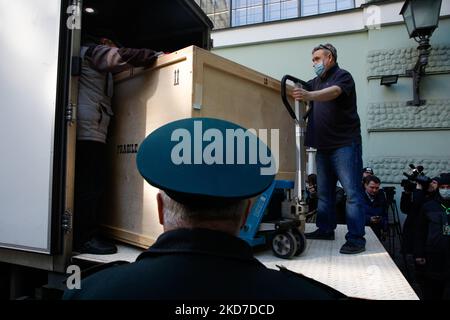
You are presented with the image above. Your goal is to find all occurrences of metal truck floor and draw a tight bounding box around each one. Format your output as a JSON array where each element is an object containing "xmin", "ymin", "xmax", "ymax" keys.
[
  {"xmin": 72, "ymin": 223, "xmax": 418, "ymax": 300},
  {"xmin": 72, "ymin": 244, "xmax": 144, "ymax": 264},
  {"xmin": 255, "ymin": 223, "xmax": 418, "ymax": 300}
]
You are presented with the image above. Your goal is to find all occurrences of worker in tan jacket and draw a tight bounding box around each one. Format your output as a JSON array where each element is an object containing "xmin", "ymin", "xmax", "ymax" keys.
[{"xmin": 74, "ymin": 35, "xmax": 163, "ymax": 254}]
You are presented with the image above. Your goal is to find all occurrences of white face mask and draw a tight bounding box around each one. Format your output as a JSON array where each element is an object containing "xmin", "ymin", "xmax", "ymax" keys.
[{"xmin": 439, "ymin": 188, "xmax": 450, "ymax": 200}]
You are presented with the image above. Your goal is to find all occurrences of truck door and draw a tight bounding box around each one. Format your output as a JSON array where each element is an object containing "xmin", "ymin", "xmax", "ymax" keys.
[{"xmin": 0, "ymin": 0, "xmax": 79, "ymax": 255}]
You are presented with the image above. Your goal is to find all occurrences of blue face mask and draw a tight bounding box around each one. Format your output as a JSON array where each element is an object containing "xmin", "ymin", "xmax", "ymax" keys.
[
  {"xmin": 440, "ymin": 188, "xmax": 450, "ymax": 200},
  {"xmin": 314, "ymin": 61, "xmax": 326, "ymax": 77}
]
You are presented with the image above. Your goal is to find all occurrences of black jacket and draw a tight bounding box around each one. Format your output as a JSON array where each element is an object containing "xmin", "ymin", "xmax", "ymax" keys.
[
  {"xmin": 401, "ymin": 190, "xmax": 435, "ymax": 254},
  {"xmin": 362, "ymin": 190, "xmax": 388, "ymax": 227},
  {"xmin": 415, "ymin": 197, "xmax": 450, "ymax": 256},
  {"xmin": 414, "ymin": 197, "xmax": 450, "ymax": 280},
  {"xmin": 63, "ymin": 228, "xmax": 347, "ymax": 300}
]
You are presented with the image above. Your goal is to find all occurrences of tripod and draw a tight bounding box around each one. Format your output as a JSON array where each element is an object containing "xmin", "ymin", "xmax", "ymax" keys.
[
  {"xmin": 385, "ymin": 193, "xmax": 411, "ymax": 279},
  {"xmin": 387, "ymin": 199, "xmax": 402, "ymax": 256}
]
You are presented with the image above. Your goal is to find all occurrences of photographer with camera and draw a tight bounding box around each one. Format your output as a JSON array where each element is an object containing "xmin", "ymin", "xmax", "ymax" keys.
[
  {"xmin": 362, "ymin": 176, "xmax": 388, "ymax": 241},
  {"xmin": 414, "ymin": 173, "xmax": 450, "ymax": 300},
  {"xmin": 401, "ymin": 165, "xmax": 439, "ymax": 255}
]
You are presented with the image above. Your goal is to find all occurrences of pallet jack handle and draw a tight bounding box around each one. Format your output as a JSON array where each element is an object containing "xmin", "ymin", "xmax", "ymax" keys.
[
  {"xmin": 280, "ymin": 75, "xmax": 311, "ymax": 203},
  {"xmin": 281, "ymin": 75, "xmax": 311, "ymax": 122}
]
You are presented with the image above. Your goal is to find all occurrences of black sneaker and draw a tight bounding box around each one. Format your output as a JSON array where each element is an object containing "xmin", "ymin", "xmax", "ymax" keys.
[
  {"xmin": 304, "ymin": 229, "xmax": 335, "ymax": 240},
  {"xmin": 339, "ymin": 241, "xmax": 366, "ymax": 254},
  {"xmin": 80, "ymin": 237, "xmax": 118, "ymax": 255}
]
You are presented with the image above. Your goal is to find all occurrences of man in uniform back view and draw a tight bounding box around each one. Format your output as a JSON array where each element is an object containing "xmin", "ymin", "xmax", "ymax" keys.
[{"xmin": 64, "ymin": 118, "xmax": 347, "ymax": 300}]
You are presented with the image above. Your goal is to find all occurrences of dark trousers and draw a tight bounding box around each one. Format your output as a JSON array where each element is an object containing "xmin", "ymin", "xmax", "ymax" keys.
[{"xmin": 73, "ymin": 140, "xmax": 106, "ymax": 249}]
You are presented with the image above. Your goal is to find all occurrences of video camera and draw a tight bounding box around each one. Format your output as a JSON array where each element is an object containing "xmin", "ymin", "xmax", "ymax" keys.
[
  {"xmin": 400, "ymin": 164, "xmax": 432, "ymax": 192},
  {"xmin": 383, "ymin": 186, "xmax": 396, "ymax": 205}
]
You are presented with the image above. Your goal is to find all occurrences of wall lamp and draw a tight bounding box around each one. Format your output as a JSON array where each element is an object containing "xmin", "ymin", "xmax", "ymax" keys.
[
  {"xmin": 380, "ymin": 75, "xmax": 399, "ymax": 86},
  {"xmin": 400, "ymin": 0, "xmax": 442, "ymax": 106}
]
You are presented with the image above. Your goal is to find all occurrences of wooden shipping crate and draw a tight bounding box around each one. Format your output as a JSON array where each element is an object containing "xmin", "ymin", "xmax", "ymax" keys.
[{"xmin": 100, "ymin": 45, "xmax": 297, "ymax": 248}]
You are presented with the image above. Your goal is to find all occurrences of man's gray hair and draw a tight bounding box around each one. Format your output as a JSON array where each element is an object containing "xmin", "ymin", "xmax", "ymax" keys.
[
  {"xmin": 312, "ymin": 43, "xmax": 337, "ymax": 62},
  {"xmin": 160, "ymin": 192, "xmax": 248, "ymax": 228}
]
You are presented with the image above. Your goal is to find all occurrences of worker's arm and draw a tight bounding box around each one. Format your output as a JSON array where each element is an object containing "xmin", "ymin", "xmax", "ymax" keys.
[
  {"xmin": 86, "ymin": 45, "xmax": 163, "ymax": 73},
  {"xmin": 117, "ymin": 47, "xmax": 163, "ymax": 67},
  {"xmin": 292, "ymin": 86, "xmax": 341, "ymax": 102},
  {"xmin": 292, "ymin": 70, "xmax": 354, "ymax": 102}
]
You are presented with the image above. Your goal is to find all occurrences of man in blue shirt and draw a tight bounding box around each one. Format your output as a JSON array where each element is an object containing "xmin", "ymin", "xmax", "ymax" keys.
[{"xmin": 292, "ymin": 43, "xmax": 365, "ymax": 254}]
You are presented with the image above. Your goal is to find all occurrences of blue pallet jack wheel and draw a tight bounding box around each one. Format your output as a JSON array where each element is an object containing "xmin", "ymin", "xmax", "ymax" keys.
[
  {"xmin": 291, "ymin": 228, "xmax": 307, "ymax": 256},
  {"xmin": 271, "ymin": 230, "xmax": 297, "ymax": 259}
]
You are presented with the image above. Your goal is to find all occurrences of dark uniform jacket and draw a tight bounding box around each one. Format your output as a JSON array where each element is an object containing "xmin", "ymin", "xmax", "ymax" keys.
[
  {"xmin": 63, "ymin": 228, "xmax": 347, "ymax": 300},
  {"xmin": 414, "ymin": 197, "xmax": 450, "ymax": 280}
]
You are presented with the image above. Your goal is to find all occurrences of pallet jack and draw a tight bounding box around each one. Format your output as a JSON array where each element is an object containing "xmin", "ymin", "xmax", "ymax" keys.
[{"xmin": 239, "ymin": 75, "xmax": 312, "ymax": 259}]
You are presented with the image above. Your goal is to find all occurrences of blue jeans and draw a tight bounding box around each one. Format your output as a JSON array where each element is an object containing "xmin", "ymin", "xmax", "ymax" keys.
[{"xmin": 315, "ymin": 142, "xmax": 366, "ymax": 247}]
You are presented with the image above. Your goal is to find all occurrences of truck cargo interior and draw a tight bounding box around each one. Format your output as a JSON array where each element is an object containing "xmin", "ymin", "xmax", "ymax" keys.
[
  {"xmin": 82, "ymin": 0, "xmax": 212, "ymax": 51},
  {"xmin": 0, "ymin": 0, "xmax": 214, "ymax": 299}
]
